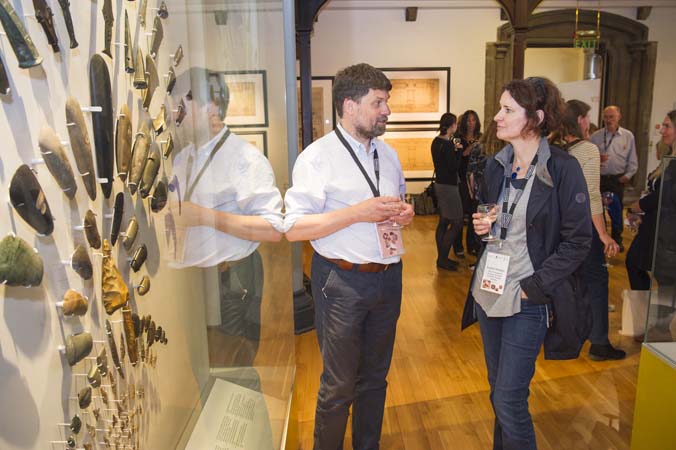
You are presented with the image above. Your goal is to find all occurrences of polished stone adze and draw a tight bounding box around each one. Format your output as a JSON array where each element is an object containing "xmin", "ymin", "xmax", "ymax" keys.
[
  {"xmin": 65, "ymin": 96, "xmax": 97, "ymax": 201},
  {"xmin": 38, "ymin": 125, "xmax": 77, "ymax": 199},
  {"xmin": 0, "ymin": 234, "xmax": 43, "ymax": 287},
  {"xmin": 88, "ymin": 54, "xmax": 114, "ymax": 198},
  {"xmin": 9, "ymin": 164, "xmax": 53, "ymax": 235}
]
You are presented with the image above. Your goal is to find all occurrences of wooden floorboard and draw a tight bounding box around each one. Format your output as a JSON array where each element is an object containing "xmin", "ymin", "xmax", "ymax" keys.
[{"xmin": 294, "ymin": 215, "xmax": 640, "ymax": 449}]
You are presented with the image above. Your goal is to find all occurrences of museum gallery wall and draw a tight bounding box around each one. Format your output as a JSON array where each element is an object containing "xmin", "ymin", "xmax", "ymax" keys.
[{"xmin": 0, "ymin": 1, "xmax": 294, "ymax": 449}]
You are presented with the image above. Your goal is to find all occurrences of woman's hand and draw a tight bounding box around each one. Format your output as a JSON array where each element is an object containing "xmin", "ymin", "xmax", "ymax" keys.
[
  {"xmin": 473, "ymin": 212, "xmax": 491, "ymax": 236},
  {"xmin": 599, "ymin": 232, "xmax": 619, "ymax": 258}
]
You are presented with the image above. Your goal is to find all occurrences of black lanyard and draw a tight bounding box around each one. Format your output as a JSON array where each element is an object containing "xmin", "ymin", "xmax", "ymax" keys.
[
  {"xmin": 603, "ymin": 129, "xmax": 617, "ymax": 152},
  {"xmin": 184, "ymin": 128, "xmax": 231, "ymax": 201},
  {"xmin": 499, "ymin": 154, "xmax": 538, "ymax": 240},
  {"xmin": 334, "ymin": 127, "xmax": 380, "ymax": 197}
]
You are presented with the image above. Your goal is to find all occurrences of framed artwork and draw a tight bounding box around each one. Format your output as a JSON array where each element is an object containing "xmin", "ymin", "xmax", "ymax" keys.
[
  {"xmin": 235, "ymin": 130, "xmax": 268, "ymax": 157},
  {"xmin": 297, "ymin": 76, "xmax": 335, "ymax": 146},
  {"xmin": 382, "ymin": 127, "xmax": 437, "ymax": 180},
  {"xmin": 379, "ymin": 67, "xmax": 450, "ymax": 124},
  {"xmin": 213, "ymin": 70, "xmax": 268, "ymax": 127}
]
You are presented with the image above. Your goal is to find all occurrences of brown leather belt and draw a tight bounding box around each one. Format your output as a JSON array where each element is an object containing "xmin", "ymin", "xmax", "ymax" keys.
[{"xmin": 325, "ymin": 257, "xmax": 392, "ymax": 273}]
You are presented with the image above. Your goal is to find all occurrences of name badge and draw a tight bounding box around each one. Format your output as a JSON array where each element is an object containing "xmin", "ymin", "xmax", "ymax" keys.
[
  {"xmin": 480, "ymin": 251, "xmax": 510, "ymax": 295},
  {"xmin": 376, "ymin": 222, "xmax": 405, "ymax": 258}
]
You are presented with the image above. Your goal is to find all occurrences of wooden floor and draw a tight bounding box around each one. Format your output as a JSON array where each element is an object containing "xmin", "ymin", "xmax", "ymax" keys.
[{"xmin": 293, "ymin": 215, "xmax": 641, "ymax": 450}]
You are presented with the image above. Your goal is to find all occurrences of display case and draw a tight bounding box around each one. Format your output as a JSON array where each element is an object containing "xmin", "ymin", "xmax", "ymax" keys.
[
  {"xmin": 0, "ymin": 0, "xmax": 295, "ymax": 449},
  {"xmin": 631, "ymin": 155, "xmax": 676, "ymax": 449}
]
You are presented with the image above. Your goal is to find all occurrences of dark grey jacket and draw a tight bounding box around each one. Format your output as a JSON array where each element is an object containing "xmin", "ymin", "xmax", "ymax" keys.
[{"xmin": 461, "ymin": 139, "xmax": 593, "ymax": 360}]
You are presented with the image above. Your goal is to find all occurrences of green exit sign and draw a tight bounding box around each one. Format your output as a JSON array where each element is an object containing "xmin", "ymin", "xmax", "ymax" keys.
[{"xmin": 574, "ymin": 38, "xmax": 599, "ymax": 49}]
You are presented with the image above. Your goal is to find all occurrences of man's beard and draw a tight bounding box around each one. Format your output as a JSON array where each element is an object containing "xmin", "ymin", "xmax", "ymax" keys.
[{"xmin": 356, "ymin": 118, "xmax": 387, "ymax": 139}]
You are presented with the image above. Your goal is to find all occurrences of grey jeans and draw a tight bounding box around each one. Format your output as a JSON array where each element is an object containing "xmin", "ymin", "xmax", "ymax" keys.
[{"xmin": 311, "ymin": 253, "xmax": 402, "ymax": 450}]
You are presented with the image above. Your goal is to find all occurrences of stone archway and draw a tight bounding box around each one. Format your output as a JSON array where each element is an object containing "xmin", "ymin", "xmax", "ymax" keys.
[{"xmin": 485, "ymin": 9, "xmax": 657, "ymax": 190}]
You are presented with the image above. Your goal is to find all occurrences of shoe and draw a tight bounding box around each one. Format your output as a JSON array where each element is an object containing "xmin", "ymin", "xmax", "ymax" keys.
[
  {"xmin": 618, "ymin": 244, "xmax": 625, "ymax": 253},
  {"xmin": 589, "ymin": 343, "xmax": 626, "ymax": 361},
  {"xmin": 436, "ymin": 259, "xmax": 458, "ymax": 271},
  {"xmin": 455, "ymin": 249, "xmax": 465, "ymax": 259}
]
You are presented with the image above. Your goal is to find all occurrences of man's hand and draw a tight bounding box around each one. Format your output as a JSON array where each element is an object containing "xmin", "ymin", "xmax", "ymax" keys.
[
  {"xmin": 619, "ymin": 175, "xmax": 630, "ymax": 184},
  {"xmin": 600, "ymin": 154, "xmax": 610, "ymax": 163},
  {"xmin": 168, "ymin": 200, "xmax": 210, "ymax": 228},
  {"xmin": 389, "ymin": 202, "xmax": 414, "ymax": 227},
  {"xmin": 354, "ymin": 196, "xmax": 402, "ymax": 223}
]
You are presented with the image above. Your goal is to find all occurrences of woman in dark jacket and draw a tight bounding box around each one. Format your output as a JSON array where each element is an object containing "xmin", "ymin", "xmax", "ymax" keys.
[
  {"xmin": 461, "ymin": 77, "xmax": 592, "ymax": 450},
  {"xmin": 431, "ymin": 113, "xmax": 463, "ymax": 270},
  {"xmin": 454, "ymin": 110, "xmax": 482, "ymax": 257}
]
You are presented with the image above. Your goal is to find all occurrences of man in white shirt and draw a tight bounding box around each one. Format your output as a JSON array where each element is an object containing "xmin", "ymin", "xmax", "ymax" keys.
[
  {"xmin": 285, "ymin": 64, "xmax": 414, "ymax": 450},
  {"xmin": 169, "ymin": 68, "xmax": 284, "ymax": 366},
  {"xmin": 590, "ymin": 106, "xmax": 638, "ymax": 249}
]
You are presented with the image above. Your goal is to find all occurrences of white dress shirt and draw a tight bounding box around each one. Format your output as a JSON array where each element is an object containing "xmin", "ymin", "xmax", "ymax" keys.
[
  {"xmin": 284, "ymin": 123, "xmax": 406, "ymax": 264},
  {"xmin": 169, "ymin": 125, "xmax": 284, "ymax": 268},
  {"xmin": 589, "ymin": 126, "xmax": 638, "ymax": 178}
]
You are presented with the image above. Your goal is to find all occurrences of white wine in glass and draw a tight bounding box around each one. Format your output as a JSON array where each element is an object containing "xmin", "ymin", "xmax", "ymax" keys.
[{"xmin": 478, "ymin": 203, "xmax": 501, "ymax": 242}]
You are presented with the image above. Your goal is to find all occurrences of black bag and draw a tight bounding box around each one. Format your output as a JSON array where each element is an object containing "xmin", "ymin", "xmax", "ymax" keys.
[{"xmin": 414, "ymin": 179, "xmax": 437, "ymax": 215}]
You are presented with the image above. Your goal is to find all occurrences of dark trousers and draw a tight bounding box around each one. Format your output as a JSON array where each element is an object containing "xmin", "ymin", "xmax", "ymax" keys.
[
  {"xmin": 601, "ymin": 175, "xmax": 625, "ymax": 243},
  {"xmin": 476, "ymin": 300, "xmax": 548, "ymax": 450},
  {"xmin": 311, "ymin": 253, "xmax": 402, "ymax": 450},
  {"xmin": 454, "ymin": 182, "xmax": 479, "ymax": 254},
  {"xmin": 626, "ymin": 240, "xmax": 651, "ymax": 290},
  {"xmin": 436, "ymin": 217, "xmax": 463, "ymax": 262},
  {"xmin": 581, "ymin": 228, "xmax": 610, "ymax": 345}
]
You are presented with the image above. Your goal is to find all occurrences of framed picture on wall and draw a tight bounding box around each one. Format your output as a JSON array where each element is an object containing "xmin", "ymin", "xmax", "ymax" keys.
[
  {"xmin": 296, "ymin": 76, "xmax": 336, "ymax": 147},
  {"xmin": 379, "ymin": 67, "xmax": 450, "ymax": 124},
  {"xmin": 234, "ymin": 129, "xmax": 268, "ymax": 157},
  {"xmin": 382, "ymin": 127, "xmax": 438, "ymax": 180},
  {"xmin": 213, "ymin": 70, "xmax": 269, "ymax": 127}
]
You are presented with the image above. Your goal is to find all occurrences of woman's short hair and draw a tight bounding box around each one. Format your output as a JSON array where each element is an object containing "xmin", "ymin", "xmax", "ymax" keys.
[
  {"xmin": 333, "ymin": 63, "xmax": 392, "ymax": 118},
  {"xmin": 502, "ymin": 77, "xmax": 564, "ymax": 137},
  {"xmin": 561, "ymin": 99, "xmax": 591, "ymax": 140},
  {"xmin": 439, "ymin": 112, "xmax": 457, "ymax": 134}
]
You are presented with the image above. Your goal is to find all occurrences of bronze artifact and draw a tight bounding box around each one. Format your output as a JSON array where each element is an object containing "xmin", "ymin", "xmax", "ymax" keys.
[
  {"xmin": 157, "ymin": 1, "xmax": 168, "ymax": 19},
  {"xmin": 0, "ymin": 0, "xmax": 42, "ymax": 68},
  {"xmin": 65, "ymin": 331, "xmax": 93, "ymax": 366},
  {"xmin": 69, "ymin": 414, "xmax": 82, "ymax": 433},
  {"xmin": 130, "ymin": 244, "xmax": 147, "ymax": 272},
  {"xmin": 116, "ymin": 104, "xmax": 132, "ymax": 181},
  {"xmin": 10, "ymin": 164, "xmax": 54, "ymax": 235},
  {"xmin": 128, "ymin": 123, "xmax": 149, "ymax": 195},
  {"xmin": 0, "ymin": 52, "xmax": 9, "ymax": 95},
  {"xmin": 154, "ymin": 326, "xmax": 162, "ymax": 342},
  {"xmin": 133, "ymin": 47, "xmax": 146, "ymax": 89},
  {"xmin": 142, "ymin": 54, "xmax": 159, "ymax": 110},
  {"xmin": 138, "ymin": 0, "xmax": 148, "ymax": 28},
  {"xmin": 166, "ymin": 66, "xmax": 176, "ymax": 94},
  {"xmin": 131, "ymin": 312, "xmax": 141, "ymax": 336},
  {"xmin": 152, "ymin": 104, "xmax": 166, "ymax": 134},
  {"xmin": 124, "ymin": 10, "xmax": 133, "ymax": 73},
  {"xmin": 121, "ymin": 307, "xmax": 138, "ymax": 365},
  {"xmin": 139, "ymin": 337, "xmax": 145, "ymax": 362},
  {"xmin": 67, "ymin": 435, "xmax": 76, "ymax": 449},
  {"xmin": 161, "ymin": 329, "xmax": 167, "ymax": 345},
  {"xmin": 96, "ymin": 347, "xmax": 108, "ymax": 377},
  {"xmin": 175, "ymin": 97, "xmax": 186, "ymax": 126},
  {"xmin": 0, "ymin": 234, "xmax": 43, "ymax": 287},
  {"xmin": 83, "ymin": 443, "xmax": 92, "ymax": 450},
  {"xmin": 87, "ymin": 364, "xmax": 101, "ymax": 388},
  {"xmin": 65, "ymin": 97, "xmax": 97, "ymax": 201},
  {"xmin": 172, "ymin": 44, "xmax": 183, "ymax": 67},
  {"xmin": 101, "ymin": 239, "xmax": 129, "ymax": 314},
  {"xmin": 84, "ymin": 209, "xmax": 101, "ymax": 249},
  {"xmin": 32, "ymin": 0, "xmax": 59, "ymax": 52},
  {"xmin": 89, "ymin": 54, "xmax": 114, "ymax": 198},
  {"xmin": 105, "ymin": 319, "xmax": 125, "ymax": 379},
  {"xmin": 110, "ymin": 192, "xmax": 124, "ymax": 246},
  {"xmin": 38, "ymin": 126, "xmax": 77, "ymax": 199},
  {"xmin": 100, "ymin": 387, "xmax": 108, "ymax": 405},
  {"xmin": 71, "ymin": 244, "xmax": 93, "ymax": 280},
  {"xmin": 119, "ymin": 331, "xmax": 125, "ymax": 361},
  {"xmin": 122, "ymin": 218, "xmax": 138, "ymax": 251},
  {"xmin": 160, "ymin": 131, "xmax": 173, "ymax": 158},
  {"xmin": 101, "ymin": 0, "xmax": 113, "ymax": 58},
  {"xmin": 138, "ymin": 143, "xmax": 160, "ymax": 198},
  {"xmin": 86, "ymin": 423, "xmax": 95, "ymax": 438},
  {"xmin": 149, "ymin": 16, "xmax": 162, "ymax": 59},
  {"xmin": 62, "ymin": 289, "xmax": 88, "ymax": 316},
  {"xmin": 78, "ymin": 386, "xmax": 92, "ymax": 408},
  {"xmin": 57, "ymin": 0, "xmax": 77, "ymax": 48},
  {"xmin": 142, "ymin": 315, "xmax": 151, "ymax": 333},
  {"xmin": 92, "ymin": 407, "xmax": 100, "ymax": 420},
  {"xmin": 150, "ymin": 180, "xmax": 167, "ymax": 212}
]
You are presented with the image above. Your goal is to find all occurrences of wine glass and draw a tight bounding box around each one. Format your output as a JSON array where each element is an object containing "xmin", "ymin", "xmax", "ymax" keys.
[
  {"xmin": 388, "ymin": 193, "xmax": 407, "ymax": 229},
  {"xmin": 478, "ymin": 203, "xmax": 501, "ymax": 242}
]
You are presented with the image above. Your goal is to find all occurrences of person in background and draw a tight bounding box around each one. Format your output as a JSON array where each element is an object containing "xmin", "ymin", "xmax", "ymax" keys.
[
  {"xmin": 453, "ymin": 110, "xmax": 482, "ymax": 258},
  {"xmin": 467, "ymin": 121, "xmax": 503, "ymax": 206},
  {"xmin": 560, "ymin": 99, "xmax": 625, "ymax": 361},
  {"xmin": 462, "ymin": 77, "xmax": 592, "ymax": 450},
  {"xmin": 626, "ymin": 111, "xmax": 676, "ymax": 340},
  {"xmin": 431, "ymin": 112, "xmax": 463, "ymax": 271},
  {"xmin": 284, "ymin": 63, "xmax": 414, "ymax": 450},
  {"xmin": 590, "ymin": 106, "xmax": 638, "ymax": 251}
]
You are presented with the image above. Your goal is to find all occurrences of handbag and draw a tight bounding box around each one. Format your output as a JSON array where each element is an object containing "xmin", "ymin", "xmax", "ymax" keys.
[{"xmin": 414, "ymin": 173, "xmax": 438, "ymax": 215}]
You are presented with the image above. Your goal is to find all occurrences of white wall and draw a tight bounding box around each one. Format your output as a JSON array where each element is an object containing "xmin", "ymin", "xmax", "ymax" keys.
[
  {"xmin": 309, "ymin": 4, "xmax": 676, "ymax": 183},
  {"xmin": 524, "ymin": 48, "xmax": 585, "ymax": 85}
]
